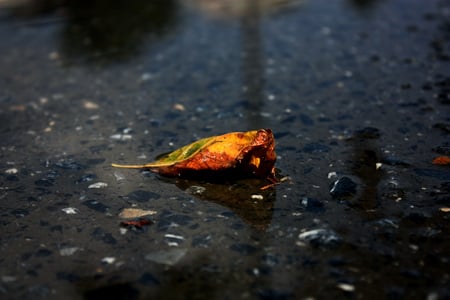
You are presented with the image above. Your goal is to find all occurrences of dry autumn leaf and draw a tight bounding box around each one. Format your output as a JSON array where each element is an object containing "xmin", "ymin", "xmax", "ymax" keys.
[
  {"xmin": 432, "ymin": 156, "xmax": 450, "ymax": 165},
  {"xmin": 112, "ymin": 129, "xmax": 277, "ymax": 181},
  {"xmin": 120, "ymin": 219, "xmax": 153, "ymax": 228},
  {"xmin": 119, "ymin": 208, "xmax": 157, "ymax": 219}
]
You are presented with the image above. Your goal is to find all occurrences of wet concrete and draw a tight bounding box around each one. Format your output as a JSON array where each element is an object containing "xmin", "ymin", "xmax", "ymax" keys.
[{"xmin": 0, "ymin": 0, "xmax": 449, "ymax": 299}]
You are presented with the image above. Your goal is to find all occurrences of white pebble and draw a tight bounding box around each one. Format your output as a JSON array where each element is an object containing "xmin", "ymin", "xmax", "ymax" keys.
[
  {"xmin": 101, "ymin": 257, "xmax": 116, "ymax": 264},
  {"xmin": 251, "ymin": 194, "xmax": 264, "ymax": 200},
  {"xmin": 5, "ymin": 168, "xmax": 18, "ymax": 174},
  {"xmin": 165, "ymin": 234, "xmax": 185, "ymax": 240},
  {"xmin": 88, "ymin": 182, "xmax": 108, "ymax": 189},
  {"xmin": 327, "ymin": 171, "xmax": 337, "ymax": 179},
  {"xmin": 110, "ymin": 134, "xmax": 132, "ymax": 141},
  {"xmin": 61, "ymin": 207, "xmax": 78, "ymax": 214},
  {"xmin": 337, "ymin": 283, "xmax": 355, "ymax": 292}
]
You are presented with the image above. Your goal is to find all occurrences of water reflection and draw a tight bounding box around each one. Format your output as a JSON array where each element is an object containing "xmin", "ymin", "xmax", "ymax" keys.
[
  {"xmin": 347, "ymin": 128, "xmax": 384, "ymax": 219},
  {"xmin": 347, "ymin": 0, "xmax": 383, "ymax": 10},
  {"xmin": 185, "ymin": 0, "xmax": 303, "ymax": 19},
  {"xmin": 239, "ymin": 0, "xmax": 265, "ymax": 128},
  {"xmin": 174, "ymin": 178, "xmax": 275, "ymax": 230},
  {"xmin": 3, "ymin": 0, "xmax": 178, "ymax": 63},
  {"xmin": 186, "ymin": 0, "xmax": 303, "ymax": 129}
]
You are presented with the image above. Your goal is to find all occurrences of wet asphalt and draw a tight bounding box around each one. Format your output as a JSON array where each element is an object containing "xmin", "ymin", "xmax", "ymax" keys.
[{"xmin": 0, "ymin": 0, "xmax": 449, "ymax": 299}]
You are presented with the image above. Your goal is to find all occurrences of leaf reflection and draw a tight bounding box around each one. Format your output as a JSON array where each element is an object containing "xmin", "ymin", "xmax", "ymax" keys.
[{"xmin": 173, "ymin": 178, "xmax": 275, "ymax": 230}]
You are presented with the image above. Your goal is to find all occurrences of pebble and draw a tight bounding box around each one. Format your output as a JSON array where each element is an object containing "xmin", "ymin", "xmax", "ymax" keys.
[
  {"xmin": 61, "ymin": 207, "xmax": 79, "ymax": 215},
  {"xmin": 337, "ymin": 283, "xmax": 355, "ymax": 292},
  {"xmin": 186, "ymin": 185, "xmax": 206, "ymax": 195},
  {"xmin": 83, "ymin": 101, "xmax": 99, "ymax": 110},
  {"xmin": 164, "ymin": 234, "xmax": 185, "ymax": 240},
  {"xmin": 101, "ymin": 257, "xmax": 116, "ymax": 264},
  {"xmin": 251, "ymin": 194, "xmax": 264, "ymax": 200},
  {"xmin": 59, "ymin": 247, "xmax": 80, "ymax": 256},
  {"xmin": 330, "ymin": 177, "xmax": 357, "ymax": 199},
  {"xmin": 88, "ymin": 182, "xmax": 108, "ymax": 189},
  {"xmin": 173, "ymin": 103, "xmax": 185, "ymax": 111},
  {"xmin": 5, "ymin": 168, "xmax": 18, "ymax": 174},
  {"xmin": 298, "ymin": 228, "xmax": 340, "ymax": 247},
  {"xmin": 110, "ymin": 134, "xmax": 133, "ymax": 141}
]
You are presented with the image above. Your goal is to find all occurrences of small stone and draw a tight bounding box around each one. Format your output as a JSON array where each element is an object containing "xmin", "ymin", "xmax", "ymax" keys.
[
  {"xmin": 330, "ymin": 177, "xmax": 357, "ymax": 199},
  {"xmin": 298, "ymin": 228, "xmax": 340, "ymax": 247},
  {"xmin": 83, "ymin": 101, "xmax": 99, "ymax": 110},
  {"xmin": 173, "ymin": 103, "xmax": 185, "ymax": 111},
  {"xmin": 186, "ymin": 186, "xmax": 206, "ymax": 195},
  {"xmin": 328, "ymin": 172, "xmax": 337, "ymax": 179},
  {"xmin": 59, "ymin": 247, "xmax": 80, "ymax": 256},
  {"xmin": 101, "ymin": 257, "xmax": 116, "ymax": 264},
  {"xmin": 61, "ymin": 207, "xmax": 78, "ymax": 215},
  {"xmin": 251, "ymin": 194, "xmax": 264, "ymax": 200},
  {"xmin": 164, "ymin": 234, "xmax": 185, "ymax": 240},
  {"xmin": 5, "ymin": 168, "xmax": 18, "ymax": 174},
  {"xmin": 88, "ymin": 182, "xmax": 108, "ymax": 189},
  {"xmin": 337, "ymin": 283, "xmax": 355, "ymax": 292},
  {"xmin": 110, "ymin": 134, "xmax": 132, "ymax": 141},
  {"xmin": 164, "ymin": 234, "xmax": 185, "ymax": 246},
  {"xmin": 119, "ymin": 208, "xmax": 157, "ymax": 219}
]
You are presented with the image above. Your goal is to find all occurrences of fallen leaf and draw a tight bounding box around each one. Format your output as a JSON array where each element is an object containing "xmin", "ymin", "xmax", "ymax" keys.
[
  {"xmin": 120, "ymin": 219, "xmax": 153, "ymax": 228},
  {"xmin": 112, "ymin": 129, "xmax": 277, "ymax": 181},
  {"xmin": 119, "ymin": 208, "xmax": 157, "ymax": 219},
  {"xmin": 432, "ymin": 156, "xmax": 450, "ymax": 165}
]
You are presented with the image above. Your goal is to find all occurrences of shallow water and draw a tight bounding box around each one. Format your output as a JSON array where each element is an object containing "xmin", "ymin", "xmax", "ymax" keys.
[{"xmin": 1, "ymin": 0, "xmax": 449, "ymax": 299}]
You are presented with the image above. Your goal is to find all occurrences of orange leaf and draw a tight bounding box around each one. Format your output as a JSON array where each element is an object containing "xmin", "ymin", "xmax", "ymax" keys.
[
  {"xmin": 112, "ymin": 129, "xmax": 277, "ymax": 181},
  {"xmin": 432, "ymin": 156, "xmax": 450, "ymax": 165},
  {"xmin": 120, "ymin": 219, "xmax": 153, "ymax": 228}
]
